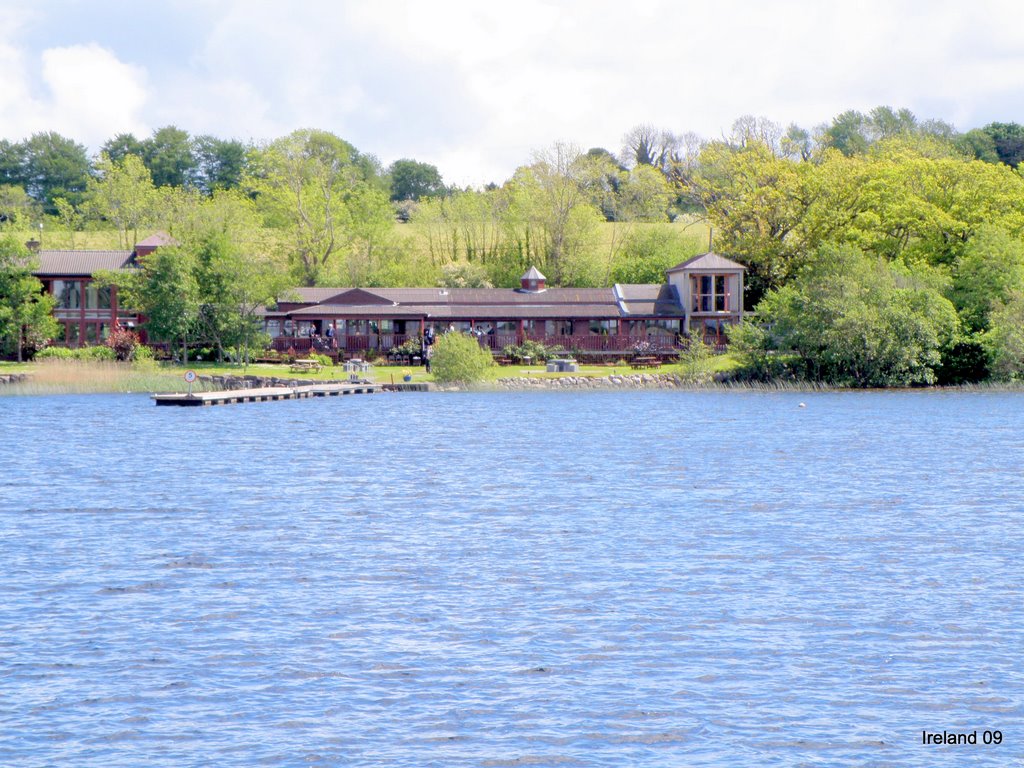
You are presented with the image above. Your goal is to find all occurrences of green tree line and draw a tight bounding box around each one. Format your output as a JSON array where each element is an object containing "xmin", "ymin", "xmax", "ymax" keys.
[{"xmin": 6, "ymin": 107, "xmax": 1024, "ymax": 383}]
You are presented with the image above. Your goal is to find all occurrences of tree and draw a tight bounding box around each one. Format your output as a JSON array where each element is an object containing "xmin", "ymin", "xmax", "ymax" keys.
[
  {"xmin": 438, "ymin": 261, "xmax": 493, "ymax": 288},
  {"xmin": 780, "ymin": 124, "xmax": 814, "ymax": 161},
  {"xmin": 955, "ymin": 129, "xmax": 1000, "ymax": 164},
  {"xmin": 114, "ymin": 246, "xmax": 200, "ymax": 362},
  {"xmin": 191, "ymin": 232, "xmax": 287, "ymax": 365},
  {"xmin": 87, "ymin": 154, "xmax": 156, "ymax": 248},
  {"xmin": 430, "ymin": 331, "xmax": 494, "ymax": 385},
  {"xmin": 20, "ymin": 132, "xmax": 91, "ymax": 212},
  {"xmin": 142, "ymin": 126, "xmax": 197, "ymax": 188},
  {"xmin": 979, "ymin": 122, "xmax": 1024, "ymax": 168},
  {"xmin": 728, "ymin": 115, "xmax": 783, "ymax": 153},
  {"xmin": 101, "ymin": 133, "xmax": 144, "ymax": 164},
  {"xmin": 246, "ymin": 129, "xmax": 389, "ymax": 286},
  {"xmin": 609, "ymin": 226, "xmax": 703, "ymax": 284},
  {"xmin": 388, "ymin": 159, "xmax": 445, "ymax": 201},
  {"xmin": 951, "ymin": 225, "xmax": 1024, "ymax": 333},
  {"xmin": 0, "ymin": 184, "xmax": 39, "ymax": 228},
  {"xmin": 0, "ymin": 140, "xmax": 26, "ymax": 187},
  {"xmin": 983, "ymin": 291, "xmax": 1024, "ymax": 379},
  {"xmin": 501, "ymin": 143, "xmax": 604, "ymax": 286},
  {"xmin": 731, "ymin": 244, "xmax": 959, "ymax": 386},
  {"xmin": 193, "ymin": 135, "xmax": 248, "ymax": 194},
  {"xmin": 820, "ymin": 110, "xmax": 872, "ymax": 156},
  {"xmin": 0, "ymin": 236, "xmax": 58, "ymax": 361},
  {"xmin": 620, "ymin": 124, "xmax": 680, "ymax": 172}
]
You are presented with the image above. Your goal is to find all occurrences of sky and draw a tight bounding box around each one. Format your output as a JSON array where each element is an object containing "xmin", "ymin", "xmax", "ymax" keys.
[{"xmin": 1, "ymin": 0, "xmax": 1022, "ymax": 187}]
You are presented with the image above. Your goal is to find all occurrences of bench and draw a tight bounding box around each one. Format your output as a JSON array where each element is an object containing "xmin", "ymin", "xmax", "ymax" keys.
[{"xmin": 290, "ymin": 359, "xmax": 322, "ymax": 373}]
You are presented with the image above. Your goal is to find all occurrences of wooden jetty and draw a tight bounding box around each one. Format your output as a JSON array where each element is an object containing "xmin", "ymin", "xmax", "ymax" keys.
[{"xmin": 153, "ymin": 382, "xmax": 380, "ymax": 407}]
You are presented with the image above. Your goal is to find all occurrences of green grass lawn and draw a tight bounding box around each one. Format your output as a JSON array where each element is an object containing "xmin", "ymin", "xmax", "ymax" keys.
[{"xmin": 2, "ymin": 352, "xmax": 743, "ymax": 394}]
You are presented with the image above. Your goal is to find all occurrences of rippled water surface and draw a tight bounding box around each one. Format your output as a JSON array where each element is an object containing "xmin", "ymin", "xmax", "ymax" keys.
[{"xmin": 1, "ymin": 390, "xmax": 1022, "ymax": 766}]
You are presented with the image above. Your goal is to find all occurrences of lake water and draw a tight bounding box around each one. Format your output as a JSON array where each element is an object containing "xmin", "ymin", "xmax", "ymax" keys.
[{"xmin": 0, "ymin": 390, "xmax": 1021, "ymax": 766}]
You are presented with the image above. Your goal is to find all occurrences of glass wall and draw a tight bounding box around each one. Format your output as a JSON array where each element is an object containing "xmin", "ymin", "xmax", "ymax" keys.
[{"xmin": 53, "ymin": 280, "xmax": 81, "ymax": 310}]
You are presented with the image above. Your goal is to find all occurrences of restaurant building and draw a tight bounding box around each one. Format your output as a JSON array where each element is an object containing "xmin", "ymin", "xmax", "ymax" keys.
[{"xmin": 264, "ymin": 253, "xmax": 746, "ymax": 357}]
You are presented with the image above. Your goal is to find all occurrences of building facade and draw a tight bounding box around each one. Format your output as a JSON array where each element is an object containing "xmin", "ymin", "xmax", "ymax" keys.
[{"xmin": 263, "ymin": 256, "xmax": 746, "ymax": 357}]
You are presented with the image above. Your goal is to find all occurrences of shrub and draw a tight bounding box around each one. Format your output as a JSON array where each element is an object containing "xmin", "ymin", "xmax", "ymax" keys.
[
  {"xmin": 430, "ymin": 332, "xmax": 494, "ymax": 384},
  {"xmin": 82, "ymin": 345, "xmax": 116, "ymax": 361},
  {"xmin": 34, "ymin": 345, "xmax": 115, "ymax": 361},
  {"xmin": 35, "ymin": 346, "xmax": 75, "ymax": 360},
  {"xmin": 502, "ymin": 339, "xmax": 563, "ymax": 363},
  {"xmin": 678, "ymin": 338, "xmax": 714, "ymax": 383},
  {"xmin": 106, "ymin": 327, "xmax": 142, "ymax": 361},
  {"xmin": 391, "ymin": 336, "xmax": 423, "ymax": 357},
  {"xmin": 310, "ymin": 353, "xmax": 332, "ymax": 367}
]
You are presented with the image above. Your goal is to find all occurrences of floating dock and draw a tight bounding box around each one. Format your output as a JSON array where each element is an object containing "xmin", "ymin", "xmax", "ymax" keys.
[{"xmin": 153, "ymin": 382, "xmax": 380, "ymax": 406}]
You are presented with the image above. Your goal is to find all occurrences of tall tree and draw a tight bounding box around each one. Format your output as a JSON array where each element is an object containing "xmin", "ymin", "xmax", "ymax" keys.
[
  {"xmin": 0, "ymin": 236, "xmax": 58, "ymax": 361},
  {"xmin": 115, "ymin": 245, "xmax": 200, "ymax": 362},
  {"xmin": 20, "ymin": 132, "xmax": 91, "ymax": 212},
  {"xmin": 193, "ymin": 135, "xmax": 248, "ymax": 194},
  {"xmin": 246, "ymin": 129, "xmax": 388, "ymax": 286},
  {"xmin": 87, "ymin": 154, "xmax": 157, "ymax": 248},
  {"xmin": 502, "ymin": 143, "xmax": 603, "ymax": 286},
  {"xmin": 101, "ymin": 133, "xmax": 145, "ymax": 164},
  {"xmin": 142, "ymin": 126, "xmax": 197, "ymax": 188},
  {"xmin": 387, "ymin": 159, "xmax": 445, "ymax": 201}
]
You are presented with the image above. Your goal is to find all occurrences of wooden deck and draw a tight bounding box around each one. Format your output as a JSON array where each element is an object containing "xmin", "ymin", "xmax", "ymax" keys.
[{"xmin": 153, "ymin": 382, "xmax": 380, "ymax": 407}]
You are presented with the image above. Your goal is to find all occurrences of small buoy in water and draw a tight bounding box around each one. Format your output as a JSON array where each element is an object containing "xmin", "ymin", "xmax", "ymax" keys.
[{"xmin": 798, "ymin": 402, "xmax": 806, "ymax": 408}]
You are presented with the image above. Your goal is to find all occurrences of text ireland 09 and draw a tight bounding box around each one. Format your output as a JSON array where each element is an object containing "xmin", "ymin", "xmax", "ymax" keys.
[{"xmin": 922, "ymin": 730, "xmax": 1002, "ymax": 746}]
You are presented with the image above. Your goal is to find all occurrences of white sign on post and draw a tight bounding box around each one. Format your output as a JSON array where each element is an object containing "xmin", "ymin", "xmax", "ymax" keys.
[{"xmin": 184, "ymin": 369, "xmax": 197, "ymax": 396}]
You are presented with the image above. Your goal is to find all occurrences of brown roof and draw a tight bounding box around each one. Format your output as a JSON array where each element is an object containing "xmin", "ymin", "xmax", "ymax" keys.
[
  {"xmin": 290, "ymin": 302, "xmax": 627, "ymax": 320},
  {"xmin": 666, "ymin": 252, "xmax": 746, "ymax": 273},
  {"xmin": 33, "ymin": 249, "xmax": 135, "ymax": 276},
  {"xmin": 135, "ymin": 231, "xmax": 177, "ymax": 248},
  {"xmin": 616, "ymin": 284, "xmax": 684, "ymax": 316}
]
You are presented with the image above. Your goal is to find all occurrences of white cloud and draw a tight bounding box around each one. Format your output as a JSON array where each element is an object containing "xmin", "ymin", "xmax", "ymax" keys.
[
  {"xmin": 0, "ymin": 38, "xmax": 149, "ymax": 151},
  {"xmin": 40, "ymin": 45, "xmax": 149, "ymax": 145},
  {"xmin": 2, "ymin": 0, "xmax": 1024, "ymax": 184}
]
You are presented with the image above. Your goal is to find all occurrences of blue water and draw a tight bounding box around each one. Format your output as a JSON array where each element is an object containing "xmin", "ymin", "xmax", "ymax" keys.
[{"xmin": 0, "ymin": 390, "xmax": 1021, "ymax": 766}]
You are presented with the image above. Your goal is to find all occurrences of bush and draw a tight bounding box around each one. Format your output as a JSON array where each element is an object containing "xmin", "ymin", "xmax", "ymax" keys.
[
  {"xmin": 81, "ymin": 345, "xmax": 116, "ymax": 361},
  {"xmin": 35, "ymin": 346, "xmax": 75, "ymax": 360},
  {"xmin": 106, "ymin": 327, "xmax": 141, "ymax": 361},
  {"xmin": 310, "ymin": 353, "xmax": 332, "ymax": 367},
  {"xmin": 502, "ymin": 339, "xmax": 563, "ymax": 363},
  {"xmin": 431, "ymin": 332, "xmax": 494, "ymax": 384},
  {"xmin": 34, "ymin": 345, "xmax": 115, "ymax": 361},
  {"xmin": 678, "ymin": 338, "xmax": 714, "ymax": 383}
]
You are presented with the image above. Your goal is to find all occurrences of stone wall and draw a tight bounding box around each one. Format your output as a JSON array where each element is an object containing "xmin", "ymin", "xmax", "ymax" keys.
[{"xmin": 492, "ymin": 373, "xmax": 711, "ymax": 390}]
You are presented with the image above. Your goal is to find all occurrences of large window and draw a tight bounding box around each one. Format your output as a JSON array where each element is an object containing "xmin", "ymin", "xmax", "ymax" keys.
[
  {"xmin": 53, "ymin": 280, "xmax": 81, "ymax": 309},
  {"xmin": 85, "ymin": 283, "xmax": 111, "ymax": 310},
  {"xmin": 691, "ymin": 275, "xmax": 730, "ymax": 312}
]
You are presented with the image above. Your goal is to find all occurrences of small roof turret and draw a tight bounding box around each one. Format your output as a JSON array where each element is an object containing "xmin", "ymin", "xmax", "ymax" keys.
[{"xmin": 519, "ymin": 266, "xmax": 546, "ymax": 292}]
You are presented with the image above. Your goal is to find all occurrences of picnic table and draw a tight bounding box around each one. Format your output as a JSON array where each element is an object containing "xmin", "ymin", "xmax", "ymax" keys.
[
  {"xmin": 630, "ymin": 356, "xmax": 662, "ymax": 370},
  {"xmin": 290, "ymin": 358, "xmax": 322, "ymax": 373}
]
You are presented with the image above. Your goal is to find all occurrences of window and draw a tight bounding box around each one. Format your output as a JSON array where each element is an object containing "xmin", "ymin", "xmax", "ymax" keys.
[
  {"xmin": 589, "ymin": 319, "xmax": 618, "ymax": 335},
  {"xmin": 85, "ymin": 283, "xmax": 111, "ymax": 309},
  {"xmin": 645, "ymin": 319, "xmax": 680, "ymax": 335},
  {"xmin": 691, "ymin": 275, "xmax": 730, "ymax": 312},
  {"xmin": 544, "ymin": 320, "xmax": 574, "ymax": 336},
  {"xmin": 53, "ymin": 280, "xmax": 81, "ymax": 309}
]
